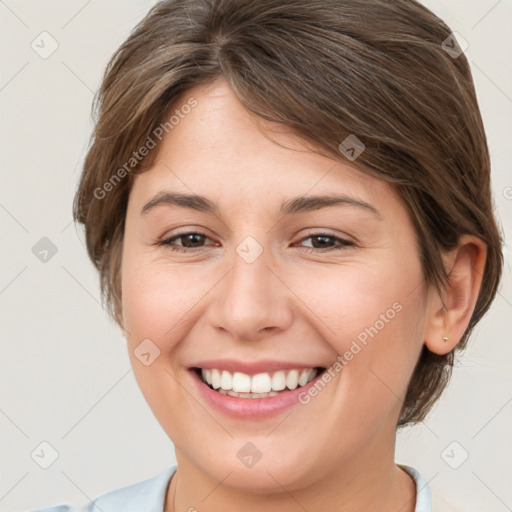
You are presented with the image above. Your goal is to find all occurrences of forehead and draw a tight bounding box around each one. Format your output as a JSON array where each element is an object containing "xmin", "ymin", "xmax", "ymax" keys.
[{"xmin": 129, "ymin": 79, "xmax": 400, "ymax": 218}]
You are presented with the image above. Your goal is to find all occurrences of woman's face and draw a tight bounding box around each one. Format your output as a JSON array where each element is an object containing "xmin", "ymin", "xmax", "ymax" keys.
[{"xmin": 121, "ymin": 78, "xmax": 432, "ymax": 491}]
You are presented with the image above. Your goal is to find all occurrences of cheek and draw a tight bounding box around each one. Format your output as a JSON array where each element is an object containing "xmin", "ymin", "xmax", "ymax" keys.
[
  {"xmin": 301, "ymin": 253, "xmax": 426, "ymax": 413},
  {"xmin": 298, "ymin": 251, "xmax": 423, "ymax": 344},
  {"xmin": 120, "ymin": 254, "xmax": 207, "ymax": 433},
  {"xmin": 122, "ymin": 265, "xmax": 180, "ymax": 342},
  {"xmin": 121, "ymin": 250, "xmax": 215, "ymax": 350}
]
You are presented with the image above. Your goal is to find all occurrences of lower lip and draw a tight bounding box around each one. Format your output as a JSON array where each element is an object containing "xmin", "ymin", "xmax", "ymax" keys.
[{"xmin": 189, "ymin": 368, "xmax": 326, "ymax": 419}]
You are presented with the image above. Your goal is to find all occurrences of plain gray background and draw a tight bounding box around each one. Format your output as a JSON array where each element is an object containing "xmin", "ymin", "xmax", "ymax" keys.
[{"xmin": 1, "ymin": 0, "xmax": 511, "ymax": 510}]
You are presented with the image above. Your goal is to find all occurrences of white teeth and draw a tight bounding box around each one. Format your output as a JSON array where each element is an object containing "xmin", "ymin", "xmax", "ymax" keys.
[
  {"xmin": 271, "ymin": 370, "xmax": 286, "ymax": 391},
  {"xmin": 225, "ymin": 390, "xmax": 279, "ymax": 398},
  {"xmin": 200, "ymin": 367, "xmax": 319, "ymax": 396},
  {"xmin": 232, "ymin": 372, "xmax": 251, "ymax": 393},
  {"xmin": 286, "ymin": 369, "xmax": 299, "ymax": 390},
  {"xmin": 211, "ymin": 369, "xmax": 221, "ymax": 389},
  {"xmin": 298, "ymin": 368, "xmax": 313, "ymax": 386},
  {"xmin": 220, "ymin": 370, "xmax": 232, "ymax": 390},
  {"xmin": 251, "ymin": 373, "xmax": 272, "ymax": 393}
]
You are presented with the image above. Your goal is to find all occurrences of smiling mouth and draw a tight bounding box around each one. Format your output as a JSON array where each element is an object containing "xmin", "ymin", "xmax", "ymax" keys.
[{"xmin": 193, "ymin": 367, "xmax": 326, "ymax": 398}]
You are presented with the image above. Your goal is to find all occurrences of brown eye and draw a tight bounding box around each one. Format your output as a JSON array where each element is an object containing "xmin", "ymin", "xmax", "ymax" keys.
[
  {"xmin": 297, "ymin": 233, "xmax": 355, "ymax": 253},
  {"xmin": 159, "ymin": 231, "xmax": 215, "ymax": 252}
]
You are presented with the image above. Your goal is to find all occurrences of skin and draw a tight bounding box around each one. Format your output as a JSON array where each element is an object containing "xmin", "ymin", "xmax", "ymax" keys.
[{"xmin": 120, "ymin": 78, "xmax": 487, "ymax": 512}]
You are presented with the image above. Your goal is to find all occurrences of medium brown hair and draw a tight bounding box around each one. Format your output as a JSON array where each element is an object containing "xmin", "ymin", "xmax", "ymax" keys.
[{"xmin": 73, "ymin": 0, "xmax": 504, "ymax": 426}]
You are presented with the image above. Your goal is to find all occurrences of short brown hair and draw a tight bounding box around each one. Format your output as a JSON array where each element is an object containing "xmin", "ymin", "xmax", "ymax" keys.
[{"xmin": 73, "ymin": 0, "xmax": 504, "ymax": 426}]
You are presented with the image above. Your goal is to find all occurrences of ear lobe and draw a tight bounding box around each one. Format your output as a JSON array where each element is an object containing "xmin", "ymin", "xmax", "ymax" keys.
[{"xmin": 424, "ymin": 235, "xmax": 487, "ymax": 355}]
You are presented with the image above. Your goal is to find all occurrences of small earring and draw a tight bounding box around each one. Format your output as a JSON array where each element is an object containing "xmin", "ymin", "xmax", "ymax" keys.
[{"xmin": 442, "ymin": 336, "xmax": 449, "ymax": 342}]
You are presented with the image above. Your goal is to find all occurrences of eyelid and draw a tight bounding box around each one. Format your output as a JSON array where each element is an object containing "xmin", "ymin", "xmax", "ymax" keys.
[
  {"xmin": 157, "ymin": 226, "xmax": 215, "ymax": 242},
  {"xmin": 295, "ymin": 228, "xmax": 353, "ymax": 242}
]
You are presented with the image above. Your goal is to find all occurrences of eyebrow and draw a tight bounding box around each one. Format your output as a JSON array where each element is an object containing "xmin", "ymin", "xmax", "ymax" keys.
[{"xmin": 141, "ymin": 191, "xmax": 382, "ymax": 219}]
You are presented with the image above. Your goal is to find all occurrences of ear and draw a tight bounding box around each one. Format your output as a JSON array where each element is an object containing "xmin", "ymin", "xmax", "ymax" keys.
[{"xmin": 424, "ymin": 235, "xmax": 487, "ymax": 355}]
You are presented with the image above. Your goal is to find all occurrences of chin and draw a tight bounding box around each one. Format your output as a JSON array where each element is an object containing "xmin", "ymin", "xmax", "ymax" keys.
[{"xmin": 188, "ymin": 442, "xmax": 325, "ymax": 494}]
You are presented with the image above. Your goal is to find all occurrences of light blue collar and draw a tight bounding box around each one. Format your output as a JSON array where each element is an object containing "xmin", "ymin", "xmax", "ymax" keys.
[{"xmin": 399, "ymin": 464, "xmax": 433, "ymax": 512}]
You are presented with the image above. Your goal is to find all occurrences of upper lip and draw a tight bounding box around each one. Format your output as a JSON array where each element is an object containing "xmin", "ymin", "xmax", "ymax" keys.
[{"xmin": 189, "ymin": 359, "xmax": 326, "ymax": 375}]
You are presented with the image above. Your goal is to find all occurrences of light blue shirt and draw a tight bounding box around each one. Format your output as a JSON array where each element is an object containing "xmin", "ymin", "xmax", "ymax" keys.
[{"xmin": 27, "ymin": 464, "xmax": 432, "ymax": 512}]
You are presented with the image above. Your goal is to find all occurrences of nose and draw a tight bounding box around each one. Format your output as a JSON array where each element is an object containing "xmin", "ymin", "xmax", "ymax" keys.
[{"xmin": 208, "ymin": 245, "xmax": 294, "ymax": 342}]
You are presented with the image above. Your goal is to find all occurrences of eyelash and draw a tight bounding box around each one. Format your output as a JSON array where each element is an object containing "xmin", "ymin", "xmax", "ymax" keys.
[{"xmin": 156, "ymin": 231, "xmax": 355, "ymax": 253}]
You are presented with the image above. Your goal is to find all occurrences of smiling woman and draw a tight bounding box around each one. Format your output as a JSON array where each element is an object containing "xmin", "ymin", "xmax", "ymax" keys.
[{"xmin": 27, "ymin": 0, "xmax": 504, "ymax": 511}]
